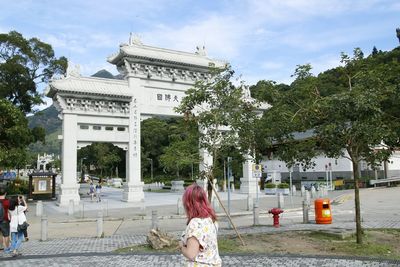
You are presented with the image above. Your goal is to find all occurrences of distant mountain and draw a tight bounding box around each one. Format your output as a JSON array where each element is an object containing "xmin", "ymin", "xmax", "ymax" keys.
[
  {"xmin": 28, "ymin": 105, "xmax": 61, "ymax": 134},
  {"xmin": 28, "ymin": 105, "xmax": 62, "ymax": 154},
  {"xmin": 91, "ymin": 69, "xmax": 119, "ymax": 79}
]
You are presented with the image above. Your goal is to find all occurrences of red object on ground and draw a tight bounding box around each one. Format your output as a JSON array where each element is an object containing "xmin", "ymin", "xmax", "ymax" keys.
[{"xmin": 268, "ymin": 208, "xmax": 284, "ymax": 227}]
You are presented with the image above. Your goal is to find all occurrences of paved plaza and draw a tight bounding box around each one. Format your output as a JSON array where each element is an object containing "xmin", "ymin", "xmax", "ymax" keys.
[{"xmin": 1, "ymin": 186, "xmax": 399, "ymax": 266}]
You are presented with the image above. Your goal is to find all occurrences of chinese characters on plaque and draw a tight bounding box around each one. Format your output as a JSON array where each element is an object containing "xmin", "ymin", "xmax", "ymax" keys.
[
  {"xmin": 156, "ymin": 93, "xmax": 180, "ymax": 103},
  {"xmin": 132, "ymin": 98, "xmax": 138, "ymax": 158}
]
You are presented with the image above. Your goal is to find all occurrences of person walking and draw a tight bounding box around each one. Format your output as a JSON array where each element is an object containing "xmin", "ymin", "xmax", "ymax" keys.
[
  {"xmin": 0, "ymin": 188, "xmax": 10, "ymax": 251},
  {"xmin": 18, "ymin": 196, "xmax": 29, "ymax": 241},
  {"xmin": 89, "ymin": 182, "xmax": 95, "ymax": 202},
  {"xmin": 179, "ymin": 183, "xmax": 222, "ymax": 267},
  {"xmin": 95, "ymin": 183, "xmax": 102, "ymax": 202},
  {"xmin": 5, "ymin": 195, "xmax": 28, "ymax": 257}
]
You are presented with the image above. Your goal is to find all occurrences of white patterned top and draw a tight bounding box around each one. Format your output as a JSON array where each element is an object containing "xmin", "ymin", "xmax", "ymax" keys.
[{"xmin": 182, "ymin": 217, "xmax": 222, "ymax": 267}]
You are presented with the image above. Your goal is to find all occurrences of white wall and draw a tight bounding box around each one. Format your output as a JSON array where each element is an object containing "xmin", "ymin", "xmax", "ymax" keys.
[{"xmin": 262, "ymin": 151, "xmax": 353, "ymax": 173}]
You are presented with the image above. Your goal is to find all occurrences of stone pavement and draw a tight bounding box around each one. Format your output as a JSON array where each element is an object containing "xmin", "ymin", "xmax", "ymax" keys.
[
  {"xmin": 0, "ymin": 186, "xmax": 399, "ymax": 266},
  {"xmin": 2, "ymin": 253, "xmax": 399, "ymax": 267}
]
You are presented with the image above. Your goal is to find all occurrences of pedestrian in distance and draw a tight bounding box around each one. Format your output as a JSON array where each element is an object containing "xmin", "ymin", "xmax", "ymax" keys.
[
  {"xmin": 5, "ymin": 195, "xmax": 28, "ymax": 257},
  {"xmin": 89, "ymin": 182, "xmax": 95, "ymax": 201},
  {"xmin": 0, "ymin": 188, "xmax": 10, "ymax": 251},
  {"xmin": 179, "ymin": 183, "xmax": 222, "ymax": 267},
  {"xmin": 95, "ymin": 183, "xmax": 102, "ymax": 202}
]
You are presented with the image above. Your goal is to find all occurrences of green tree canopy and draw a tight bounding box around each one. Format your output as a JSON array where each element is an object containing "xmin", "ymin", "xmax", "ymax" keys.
[
  {"xmin": 176, "ymin": 65, "xmax": 260, "ymax": 199},
  {"xmin": 0, "ymin": 31, "xmax": 67, "ymax": 113},
  {"xmin": 259, "ymin": 47, "xmax": 400, "ymax": 244},
  {"xmin": 159, "ymin": 118, "xmax": 199, "ymax": 178},
  {"xmin": 0, "ymin": 31, "xmax": 66, "ymax": 169},
  {"xmin": 0, "ymin": 99, "xmax": 44, "ymax": 167},
  {"xmin": 78, "ymin": 143, "xmax": 123, "ymax": 177}
]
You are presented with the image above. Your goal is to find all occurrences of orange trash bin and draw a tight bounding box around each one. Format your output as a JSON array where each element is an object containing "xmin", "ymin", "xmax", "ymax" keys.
[{"xmin": 314, "ymin": 198, "xmax": 332, "ymax": 224}]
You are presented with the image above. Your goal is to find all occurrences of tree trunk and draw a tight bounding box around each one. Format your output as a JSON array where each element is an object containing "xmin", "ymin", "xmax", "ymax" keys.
[
  {"xmin": 352, "ymin": 160, "xmax": 363, "ymax": 244},
  {"xmin": 207, "ymin": 176, "xmax": 213, "ymax": 203}
]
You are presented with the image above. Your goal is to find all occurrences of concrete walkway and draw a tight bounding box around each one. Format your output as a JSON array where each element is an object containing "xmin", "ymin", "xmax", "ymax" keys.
[{"xmin": 1, "ymin": 186, "xmax": 399, "ymax": 266}]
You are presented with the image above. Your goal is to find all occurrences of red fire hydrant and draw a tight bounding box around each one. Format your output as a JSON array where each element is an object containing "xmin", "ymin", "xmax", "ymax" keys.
[{"xmin": 268, "ymin": 208, "xmax": 284, "ymax": 227}]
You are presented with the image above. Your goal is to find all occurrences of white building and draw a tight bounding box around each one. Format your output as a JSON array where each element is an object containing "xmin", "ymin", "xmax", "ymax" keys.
[
  {"xmin": 262, "ymin": 150, "xmax": 400, "ymax": 187},
  {"xmin": 37, "ymin": 153, "xmax": 56, "ymax": 171}
]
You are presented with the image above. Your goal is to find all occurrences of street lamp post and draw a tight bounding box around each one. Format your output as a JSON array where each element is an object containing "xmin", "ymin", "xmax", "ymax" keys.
[
  {"xmin": 191, "ymin": 162, "xmax": 194, "ymax": 180},
  {"xmin": 328, "ymin": 162, "xmax": 332, "ymax": 190},
  {"xmin": 80, "ymin": 157, "xmax": 87, "ymax": 183},
  {"xmin": 147, "ymin": 158, "xmax": 153, "ymax": 181},
  {"xmin": 325, "ymin": 164, "xmax": 329, "ymax": 190}
]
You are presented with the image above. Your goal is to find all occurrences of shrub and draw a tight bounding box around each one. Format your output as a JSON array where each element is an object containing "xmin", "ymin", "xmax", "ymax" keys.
[
  {"xmin": 265, "ymin": 183, "xmax": 276, "ymax": 188},
  {"xmin": 6, "ymin": 178, "xmax": 29, "ymax": 195},
  {"xmin": 277, "ymin": 183, "xmax": 289, "ymax": 189}
]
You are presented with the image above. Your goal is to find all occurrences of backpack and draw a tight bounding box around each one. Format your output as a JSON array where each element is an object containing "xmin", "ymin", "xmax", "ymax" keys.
[{"xmin": 0, "ymin": 200, "xmax": 4, "ymax": 222}]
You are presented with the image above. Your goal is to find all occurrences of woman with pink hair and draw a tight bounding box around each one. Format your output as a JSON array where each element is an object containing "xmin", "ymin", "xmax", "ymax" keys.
[{"xmin": 179, "ymin": 183, "xmax": 222, "ymax": 266}]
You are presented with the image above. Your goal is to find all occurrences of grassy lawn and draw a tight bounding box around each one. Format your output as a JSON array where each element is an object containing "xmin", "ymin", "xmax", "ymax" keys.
[{"xmin": 115, "ymin": 229, "xmax": 400, "ymax": 260}]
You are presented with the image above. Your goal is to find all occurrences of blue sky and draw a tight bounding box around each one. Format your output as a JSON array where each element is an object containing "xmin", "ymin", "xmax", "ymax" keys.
[{"xmin": 1, "ymin": 0, "xmax": 400, "ymax": 107}]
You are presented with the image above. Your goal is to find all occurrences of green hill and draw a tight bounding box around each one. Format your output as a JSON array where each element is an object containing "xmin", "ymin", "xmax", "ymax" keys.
[
  {"xmin": 28, "ymin": 105, "xmax": 61, "ymax": 133},
  {"xmin": 28, "ymin": 105, "xmax": 62, "ymax": 154}
]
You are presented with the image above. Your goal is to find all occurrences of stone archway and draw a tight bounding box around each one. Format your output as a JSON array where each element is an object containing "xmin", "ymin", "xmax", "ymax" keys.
[{"xmin": 47, "ymin": 37, "xmax": 227, "ymax": 206}]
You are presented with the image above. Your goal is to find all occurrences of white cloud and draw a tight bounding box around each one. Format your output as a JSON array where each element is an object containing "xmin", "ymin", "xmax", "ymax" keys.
[
  {"xmin": 245, "ymin": 0, "xmax": 384, "ymax": 22},
  {"xmin": 261, "ymin": 61, "xmax": 284, "ymax": 70},
  {"xmin": 42, "ymin": 34, "xmax": 87, "ymax": 54},
  {"xmin": 309, "ymin": 54, "xmax": 341, "ymax": 75},
  {"xmin": 141, "ymin": 15, "xmax": 248, "ymax": 60}
]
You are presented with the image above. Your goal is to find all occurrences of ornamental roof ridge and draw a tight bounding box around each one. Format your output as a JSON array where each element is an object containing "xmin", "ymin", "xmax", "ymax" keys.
[
  {"xmin": 47, "ymin": 74, "xmax": 131, "ymax": 98},
  {"xmin": 107, "ymin": 43, "xmax": 226, "ymax": 68},
  {"xmin": 70, "ymin": 75, "xmax": 128, "ymax": 85}
]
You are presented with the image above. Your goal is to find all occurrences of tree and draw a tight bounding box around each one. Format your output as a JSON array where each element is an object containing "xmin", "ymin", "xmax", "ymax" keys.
[
  {"xmin": 0, "ymin": 31, "xmax": 67, "ymax": 113},
  {"xmin": 371, "ymin": 46, "xmax": 378, "ymax": 56},
  {"xmin": 260, "ymin": 47, "xmax": 400, "ymax": 244},
  {"xmin": 0, "ymin": 31, "xmax": 66, "ymax": 169},
  {"xmin": 141, "ymin": 118, "xmax": 171, "ymax": 178},
  {"xmin": 396, "ymin": 27, "xmax": 400, "ymax": 44},
  {"xmin": 78, "ymin": 143, "xmax": 122, "ymax": 177},
  {"xmin": 175, "ymin": 66, "xmax": 259, "ymax": 200},
  {"xmin": 0, "ymin": 99, "xmax": 44, "ymax": 168},
  {"xmin": 159, "ymin": 119, "xmax": 199, "ymax": 179}
]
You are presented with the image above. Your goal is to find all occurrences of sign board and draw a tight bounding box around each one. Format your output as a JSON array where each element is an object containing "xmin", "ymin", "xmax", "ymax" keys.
[
  {"xmin": 28, "ymin": 172, "xmax": 57, "ymax": 200},
  {"xmin": 252, "ymin": 164, "xmax": 262, "ymax": 178},
  {"xmin": 252, "ymin": 164, "xmax": 262, "ymax": 172}
]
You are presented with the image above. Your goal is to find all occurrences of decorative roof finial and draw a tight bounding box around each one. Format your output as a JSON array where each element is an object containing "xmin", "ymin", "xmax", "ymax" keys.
[
  {"xmin": 66, "ymin": 64, "xmax": 81, "ymax": 77},
  {"xmin": 242, "ymin": 85, "xmax": 251, "ymax": 99},
  {"xmin": 129, "ymin": 32, "xmax": 143, "ymax": 46},
  {"xmin": 195, "ymin": 45, "xmax": 207, "ymax": 56}
]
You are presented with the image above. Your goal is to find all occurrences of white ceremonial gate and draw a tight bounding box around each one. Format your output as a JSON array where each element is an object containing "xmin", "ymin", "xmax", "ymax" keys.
[{"xmin": 47, "ymin": 35, "xmax": 261, "ymax": 206}]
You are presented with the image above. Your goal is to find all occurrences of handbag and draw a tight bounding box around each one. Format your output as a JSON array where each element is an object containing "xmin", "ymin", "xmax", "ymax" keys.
[
  {"xmin": 17, "ymin": 221, "xmax": 29, "ymax": 232},
  {"xmin": 16, "ymin": 206, "xmax": 29, "ymax": 232}
]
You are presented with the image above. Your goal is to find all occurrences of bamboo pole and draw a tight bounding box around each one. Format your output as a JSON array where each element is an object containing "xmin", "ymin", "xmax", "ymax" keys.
[{"xmin": 205, "ymin": 177, "xmax": 246, "ymax": 246}]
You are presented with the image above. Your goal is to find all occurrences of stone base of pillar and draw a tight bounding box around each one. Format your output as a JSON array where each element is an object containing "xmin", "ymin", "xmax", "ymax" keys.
[
  {"xmin": 122, "ymin": 182, "xmax": 145, "ymax": 202},
  {"xmin": 239, "ymin": 177, "xmax": 259, "ymax": 195},
  {"xmin": 57, "ymin": 184, "xmax": 80, "ymax": 207}
]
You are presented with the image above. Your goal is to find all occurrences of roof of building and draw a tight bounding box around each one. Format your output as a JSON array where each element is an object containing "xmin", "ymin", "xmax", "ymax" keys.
[
  {"xmin": 107, "ymin": 42, "xmax": 226, "ymax": 69},
  {"xmin": 46, "ymin": 75, "xmax": 131, "ymax": 98}
]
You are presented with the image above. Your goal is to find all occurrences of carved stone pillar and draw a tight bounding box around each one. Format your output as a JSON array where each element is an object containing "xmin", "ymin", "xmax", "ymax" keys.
[
  {"xmin": 123, "ymin": 75, "xmax": 144, "ymax": 202},
  {"xmin": 240, "ymin": 154, "xmax": 258, "ymax": 196},
  {"xmin": 58, "ymin": 113, "xmax": 80, "ymax": 206}
]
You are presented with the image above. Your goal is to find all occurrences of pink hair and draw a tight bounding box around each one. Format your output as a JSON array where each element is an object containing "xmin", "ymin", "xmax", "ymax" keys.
[{"xmin": 182, "ymin": 183, "xmax": 217, "ymax": 224}]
